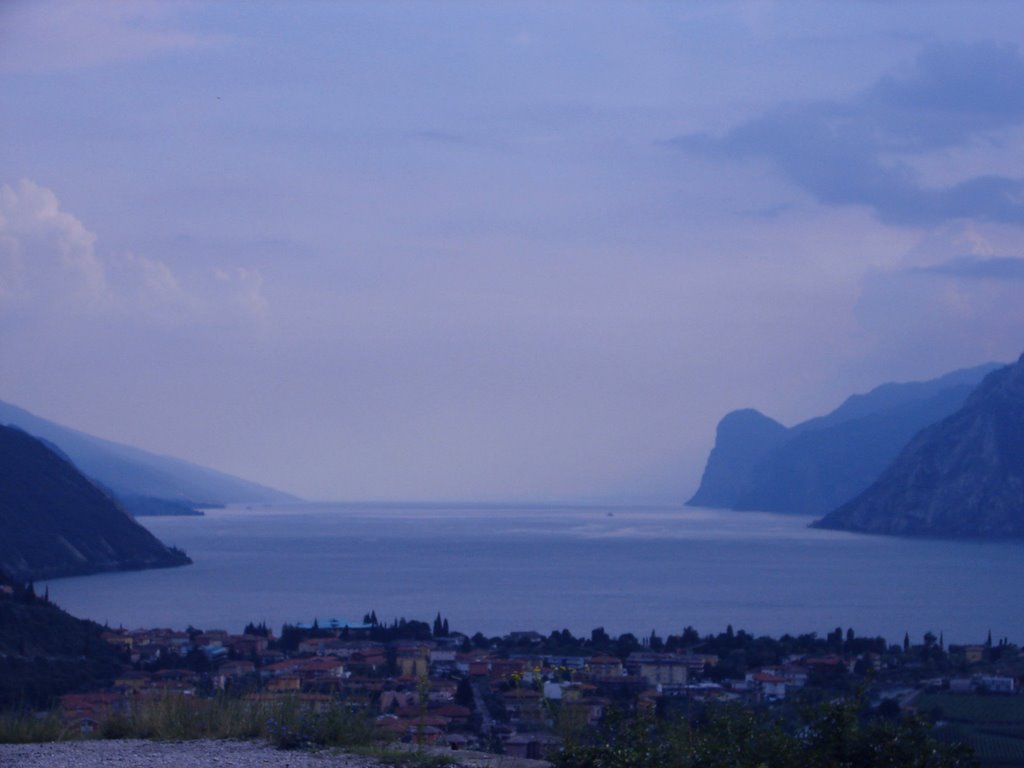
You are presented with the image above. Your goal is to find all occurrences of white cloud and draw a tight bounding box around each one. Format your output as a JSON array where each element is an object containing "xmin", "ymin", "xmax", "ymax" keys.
[
  {"xmin": 0, "ymin": 179, "xmax": 107, "ymax": 310},
  {"xmin": 0, "ymin": 179, "xmax": 266, "ymax": 325}
]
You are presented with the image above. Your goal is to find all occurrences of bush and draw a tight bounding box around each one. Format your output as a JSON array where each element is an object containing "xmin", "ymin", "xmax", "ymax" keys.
[
  {"xmin": 264, "ymin": 698, "xmax": 374, "ymax": 750},
  {"xmin": 0, "ymin": 710, "xmax": 68, "ymax": 743},
  {"xmin": 555, "ymin": 700, "xmax": 978, "ymax": 768}
]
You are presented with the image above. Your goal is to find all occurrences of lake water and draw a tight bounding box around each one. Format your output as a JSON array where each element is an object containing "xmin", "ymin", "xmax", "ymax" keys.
[{"xmin": 42, "ymin": 503, "xmax": 1024, "ymax": 646}]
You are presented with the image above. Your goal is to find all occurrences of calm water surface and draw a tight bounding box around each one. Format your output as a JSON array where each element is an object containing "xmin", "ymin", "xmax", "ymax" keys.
[{"xmin": 43, "ymin": 503, "xmax": 1024, "ymax": 645}]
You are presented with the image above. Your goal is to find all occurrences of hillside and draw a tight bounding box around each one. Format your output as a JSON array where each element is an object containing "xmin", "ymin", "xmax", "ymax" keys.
[
  {"xmin": 815, "ymin": 354, "xmax": 1024, "ymax": 536},
  {"xmin": 0, "ymin": 571, "xmax": 122, "ymax": 708},
  {"xmin": 0, "ymin": 399, "xmax": 297, "ymax": 510},
  {"xmin": 0, "ymin": 424, "xmax": 191, "ymax": 581},
  {"xmin": 687, "ymin": 363, "xmax": 1001, "ymax": 515}
]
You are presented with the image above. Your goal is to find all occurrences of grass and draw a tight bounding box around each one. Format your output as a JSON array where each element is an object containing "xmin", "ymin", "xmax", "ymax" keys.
[
  {"xmin": 0, "ymin": 709, "xmax": 71, "ymax": 743},
  {"xmin": 99, "ymin": 694, "xmax": 267, "ymax": 741},
  {"xmin": 0, "ymin": 694, "xmax": 379, "ymax": 749},
  {"xmin": 0, "ymin": 695, "xmax": 461, "ymax": 766}
]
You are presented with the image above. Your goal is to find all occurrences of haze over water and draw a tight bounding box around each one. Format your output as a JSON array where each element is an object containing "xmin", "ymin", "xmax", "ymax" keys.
[{"xmin": 45, "ymin": 504, "xmax": 1024, "ymax": 645}]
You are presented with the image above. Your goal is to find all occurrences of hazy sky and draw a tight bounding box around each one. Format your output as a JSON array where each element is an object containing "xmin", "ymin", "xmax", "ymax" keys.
[{"xmin": 2, "ymin": 1, "xmax": 1024, "ymax": 502}]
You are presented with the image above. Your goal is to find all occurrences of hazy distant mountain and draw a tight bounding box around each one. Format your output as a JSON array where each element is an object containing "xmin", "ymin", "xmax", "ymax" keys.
[
  {"xmin": 686, "ymin": 409, "xmax": 789, "ymax": 508},
  {"xmin": 0, "ymin": 424, "xmax": 192, "ymax": 581},
  {"xmin": 815, "ymin": 354, "xmax": 1024, "ymax": 536},
  {"xmin": 688, "ymin": 362, "xmax": 1003, "ymax": 515},
  {"xmin": 0, "ymin": 399, "xmax": 298, "ymax": 510}
]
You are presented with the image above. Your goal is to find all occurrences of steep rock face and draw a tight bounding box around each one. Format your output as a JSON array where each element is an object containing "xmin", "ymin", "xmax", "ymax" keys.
[
  {"xmin": 815, "ymin": 354, "xmax": 1024, "ymax": 536},
  {"xmin": 687, "ymin": 363, "xmax": 1000, "ymax": 515},
  {"xmin": 732, "ymin": 385, "xmax": 983, "ymax": 515},
  {"xmin": 0, "ymin": 425, "xmax": 191, "ymax": 581},
  {"xmin": 687, "ymin": 409, "xmax": 788, "ymax": 508}
]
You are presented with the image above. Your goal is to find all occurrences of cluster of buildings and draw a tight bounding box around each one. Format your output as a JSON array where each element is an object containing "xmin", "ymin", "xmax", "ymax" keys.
[{"xmin": 56, "ymin": 622, "xmax": 1021, "ymax": 760}]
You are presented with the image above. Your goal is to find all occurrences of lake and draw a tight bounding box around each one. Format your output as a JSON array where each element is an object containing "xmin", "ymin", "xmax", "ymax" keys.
[{"xmin": 43, "ymin": 503, "xmax": 1024, "ymax": 646}]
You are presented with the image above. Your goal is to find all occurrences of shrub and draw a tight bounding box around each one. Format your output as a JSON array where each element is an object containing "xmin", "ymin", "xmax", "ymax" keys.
[{"xmin": 0, "ymin": 710, "xmax": 69, "ymax": 743}]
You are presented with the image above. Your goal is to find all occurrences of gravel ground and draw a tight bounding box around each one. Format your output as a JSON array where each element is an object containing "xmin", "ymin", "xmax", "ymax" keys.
[
  {"xmin": 0, "ymin": 739, "xmax": 382, "ymax": 767},
  {"xmin": 0, "ymin": 740, "xmax": 553, "ymax": 768}
]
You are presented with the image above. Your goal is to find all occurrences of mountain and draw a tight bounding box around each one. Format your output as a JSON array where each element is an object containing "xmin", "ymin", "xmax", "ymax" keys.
[
  {"xmin": 0, "ymin": 399, "xmax": 297, "ymax": 510},
  {"xmin": 688, "ymin": 362, "xmax": 1003, "ymax": 516},
  {"xmin": 0, "ymin": 424, "xmax": 191, "ymax": 581},
  {"xmin": 815, "ymin": 354, "xmax": 1024, "ymax": 537},
  {"xmin": 687, "ymin": 409, "xmax": 789, "ymax": 508}
]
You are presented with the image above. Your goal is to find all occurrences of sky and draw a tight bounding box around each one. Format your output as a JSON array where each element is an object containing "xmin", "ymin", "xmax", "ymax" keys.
[{"xmin": 2, "ymin": 1, "xmax": 1024, "ymax": 503}]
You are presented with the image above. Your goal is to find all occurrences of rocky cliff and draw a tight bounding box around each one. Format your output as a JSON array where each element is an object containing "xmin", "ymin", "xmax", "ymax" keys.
[
  {"xmin": 687, "ymin": 409, "xmax": 788, "ymax": 508},
  {"xmin": 815, "ymin": 354, "xmax": 1024, "ymax": 536},
  {"xmin": 688, "ymin": 363, "xmax": 1000, "ymax": 515}
]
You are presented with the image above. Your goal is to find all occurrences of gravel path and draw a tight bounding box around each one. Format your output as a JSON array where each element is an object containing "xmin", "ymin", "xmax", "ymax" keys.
[
  {"xmin": 0, "ymin": 739, "xmax": 388, "ymax": 768},
  {"xmin": 0, "ymin": 740, "xmax": 553, "ymax": 768}
]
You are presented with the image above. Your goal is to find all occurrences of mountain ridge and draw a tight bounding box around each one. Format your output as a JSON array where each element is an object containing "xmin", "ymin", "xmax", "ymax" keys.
[
  {"xmin": 815, "ymin": 354, "xmax": 1024, "ymax": 536},
  {"xmin": 0, "ymin": 424, "xmax": 191, "ymax": 581},
  {"xmin": 688, "ymin": 362, "xmax": 1003, "ymax": 516},
  {"xmin": 0, "ymin": 399, "xmax": 298, "ymax": 509}
]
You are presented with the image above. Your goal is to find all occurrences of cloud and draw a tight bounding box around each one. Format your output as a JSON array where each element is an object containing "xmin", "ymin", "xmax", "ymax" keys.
[
  {"xmin": 0, "ymin": 1, "xmax": 219, "ymax": 73},
  {"xmin": 0, "ymin": 180, "xmax": 107, "ymax": 309},
  {"xmin": 855, "ymin": 261, "xmax": 1024, "ymax": 373},
  {"xmin": 673, "ymin": 42, "xmax": 1024, "ymax": 227},
  {"xmin": 0, "ymin": 179, "xmax": 266, "ymax": 325},
  {"xmin": 867, "ymin": 43, "xmax": 1024, "ymax": 142},
  {"xmin": 914, "ymin": 255, "xmax": 1024, "ymax": 281},
  {"xmin": 850, "ymin": 222, "xmax": 1024, "ymax": 378}
]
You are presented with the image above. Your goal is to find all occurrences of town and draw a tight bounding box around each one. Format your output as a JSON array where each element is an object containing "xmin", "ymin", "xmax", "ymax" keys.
[{"xmin": 51, "ymin": 602, "xmax": 1024, "ymax": 764}]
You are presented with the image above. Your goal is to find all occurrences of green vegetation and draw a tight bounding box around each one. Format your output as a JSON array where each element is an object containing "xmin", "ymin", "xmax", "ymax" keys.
[
  {"xmin": 0, "ymin": 694, "xmax": 453, "ymax": 765},
  {"xmin": 0, "ymin": 577, "xmax": 121, "ymax": 709},
  {"xmin": 556, "ymin": 699, "xmax": 977, "ymax": 768},
  {"xmin": 0, "ymin": 710, "xmax": 69, "ymax": 743},
  {"xmin": 920, "ymin": 694, "xmax": 1024, "ymax": 768},
  {"xmin": 99, "ymin": 694, "xmax": 267, "ymax": 742},
  {"xmin": 919, "ymin": 695, "xmax": 1024, "ymax": 725}
]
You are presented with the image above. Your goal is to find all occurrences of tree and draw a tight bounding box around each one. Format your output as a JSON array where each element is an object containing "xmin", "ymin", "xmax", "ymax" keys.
[{"xmin": 649, "ymin": 629, "xmax": 664, "ymax": 651}]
